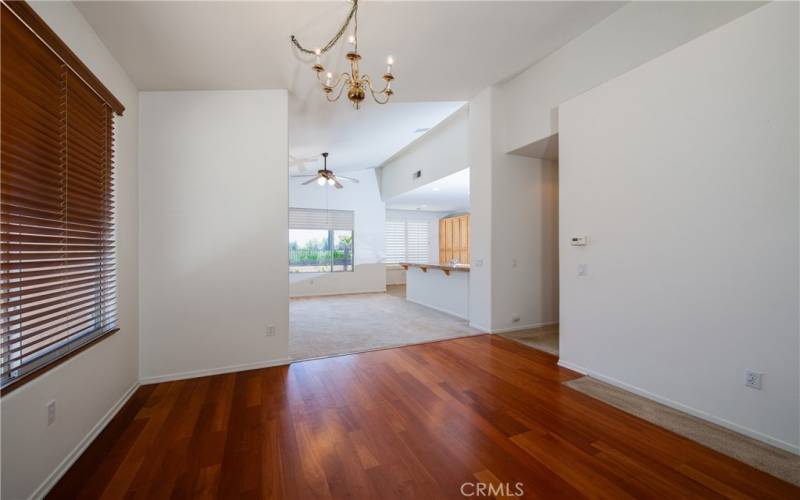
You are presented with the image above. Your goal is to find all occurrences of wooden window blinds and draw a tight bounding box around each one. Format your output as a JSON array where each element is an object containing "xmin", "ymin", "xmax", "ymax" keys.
[{"xmin": 1, "ymin": 3, "xmax": 123, "ymax": 391}]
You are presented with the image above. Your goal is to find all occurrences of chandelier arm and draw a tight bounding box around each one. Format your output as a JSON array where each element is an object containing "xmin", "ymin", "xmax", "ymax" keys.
[
  {"xmin": 315, "ymin": 70, "xmax": 350, "ymax": 89},
  {"xmin": 326, "ymin": 81, "xmax": 348, "ymax": 102},
  {"xmin": 290, "ymin": 0, "xmax": 358, "ymax": 55},
  {"xmin": 364, "ymin": 75, "xmax": 391, "ymax": 97},
  {"xmin": 369, "ymin": 87, "xmax": 391, "ymax": 104}
]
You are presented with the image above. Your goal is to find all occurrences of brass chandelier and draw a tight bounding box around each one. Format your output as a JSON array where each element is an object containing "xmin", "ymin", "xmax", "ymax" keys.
[{"xmin": 290, "ymin": 0, "xmax": 395, "ymax": 109}]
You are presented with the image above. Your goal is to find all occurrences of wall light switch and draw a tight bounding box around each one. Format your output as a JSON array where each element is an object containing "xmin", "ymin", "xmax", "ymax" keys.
[
  {"xmin": 577, "ymin": 264, "xmax": 587, "ymax": 276},
  {"xmin": 474, "ymin": 259, "xmax": 484, "ymax": 267}
]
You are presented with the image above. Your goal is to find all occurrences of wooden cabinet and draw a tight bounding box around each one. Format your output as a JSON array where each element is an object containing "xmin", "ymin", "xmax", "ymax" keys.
[{"xmin": 439, "ymin": 214, "xmax": 470, "ymax": 264}]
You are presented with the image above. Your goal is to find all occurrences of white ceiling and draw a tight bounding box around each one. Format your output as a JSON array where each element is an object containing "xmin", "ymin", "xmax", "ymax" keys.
[
  {"xmin": 386, "ymin": 168, "xmax": 470, "ymax": 212},
  {"xmin": 76, "ymin": 1, "xmax": 624, "ymax": 170}
]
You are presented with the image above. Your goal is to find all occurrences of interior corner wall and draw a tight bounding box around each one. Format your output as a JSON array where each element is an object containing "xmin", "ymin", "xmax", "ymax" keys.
[
  {"xmin": 559, "ymin": 2, "xmax": 799, "ymax": 451},
  {"xmin": 468, "ymin": 88, "xmax": 560, "ymax": 333},
  {"xmin": 380, "ymin": 107, "xmax": 469, "ymax": 201},
  {"xmin": 139, "ymin": 90, "xmax": 289, "ymax": 382},
  {"xmin": 0, "ymin": 2, "xmax": 140, "ymax": 499},
  {"xmin": 497, "ymin": 1, "xmax": 765, "ymax": 153},
  {"xmin": 490, "ymin": 154, "xmax": 559, "ymax": 332},
  {"xmin": 289, "ymin": 169, "xmax": 386, "ymax": 297},
  {"xmin": 467, "ymin": 89, "xmax": 493, "ymax": 331}
]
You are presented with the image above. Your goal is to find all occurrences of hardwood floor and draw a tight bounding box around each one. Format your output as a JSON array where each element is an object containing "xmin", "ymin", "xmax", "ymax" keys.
[{"xmin": 48, "ymin": 335, "xmax": 798, "ymax": 499}]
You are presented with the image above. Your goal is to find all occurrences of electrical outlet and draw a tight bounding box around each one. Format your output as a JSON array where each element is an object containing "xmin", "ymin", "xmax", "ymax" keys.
[
  {"xmin": 47, "ymin": 400, "xmax": 56, "ymax": 426},
  {"xmin": 578, "ymin": 264, "xmax": 588, "ymax": 276},
  {"xmin": 266, "ymin": 325, "xmax": 276, "ymax": 337},
  {"xmin": 745, "ymin": 370, "xmax": 763, "ymax": 390}
]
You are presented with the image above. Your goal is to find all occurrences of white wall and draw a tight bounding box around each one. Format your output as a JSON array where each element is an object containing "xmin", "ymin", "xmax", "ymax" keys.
[
  {"xmin": 406, "ymin": 268, "xmax": 470, "ymax": 320},
  {"xmin": 1, "ymin": 2, "xmax": 140, "ymax": 499},
  {"xmin": 289, "ymin": 169, "xmax": 386, "ymax": 297},
  {"xmin": 559, "ymin": 2, "xmax": 799, "ymax": 451},
  {"xmin": 380, "ymin": 107, "xmax": 468, "ymax": 200},
  {"xmin": 498, "ymin": 1, "xmax": 764, "ymax": 154},
  {"xmin": 467, "ymin": 90, "xmax": 493, "ymax": 331},
  {"xmin": 139, "ymin": 90, "xmax": 289, "ymax": 382},
  {"xmin": 490, "ymin": 154, "xmax": 559, "ymax": 332},
  {"xmin": 468, "ymin": 89, "xmax": 560, "ymax": 333}
]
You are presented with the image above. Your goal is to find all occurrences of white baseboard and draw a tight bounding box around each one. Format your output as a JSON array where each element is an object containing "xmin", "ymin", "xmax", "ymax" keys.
[
  {"xmin": 290, "ymin": 289, "xmax": 386, "ymax": 298},
  {"xmin": 469, "ymin": 321, "xmax": 492, "ymax": 333},
  {"xmin": 558, "ymin": 359, "xmax": 800, "ymax": 456},
  {"xmin": 490, "ymin": 321, "xmax": 559, "ymax": 334},
  {"xmin": 32, "ymin": 381, "xmax": 140, "ymax": 500},
  {"xmin": 466, "ymin": 321, "xmax": 559, "ymax": 334},
  {"xmin": 140, "ymin": 357, "xmax": 292, "ymax": 385},
  {"xmin": 405, "ymin": 297, "xmax": 468, "ymax": 320}
]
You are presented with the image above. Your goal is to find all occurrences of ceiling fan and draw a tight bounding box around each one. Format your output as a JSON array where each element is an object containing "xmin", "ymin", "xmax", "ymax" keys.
[{"xmin": 291, "ymin": 152, "xmax": 359, "ymax": 189}]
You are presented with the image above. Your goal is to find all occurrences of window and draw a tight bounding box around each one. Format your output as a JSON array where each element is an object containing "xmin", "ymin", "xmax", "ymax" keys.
[
  {"xmin": 289, "ymin": 208, "xmax": 354, "ymax": 273},
  {"xmin": 385, "ymin": 218, "xmax": 430, "ymax": 264},
  {"xmin": 1, "ymin": 3, "xmax": 124, "ymax": 391}
]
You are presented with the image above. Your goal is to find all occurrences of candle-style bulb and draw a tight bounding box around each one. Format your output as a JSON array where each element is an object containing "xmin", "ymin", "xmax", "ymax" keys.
[
  {"xmin": 386, "ymin": 55, "xmax": 394, "ymax": 74},
  {"xmin": 314, "ymin": 48, "xmax": 321, "ymax": 64},
  {"xmin": 325, "ymin": 72, "xmax": 333, "ymax": 86}
]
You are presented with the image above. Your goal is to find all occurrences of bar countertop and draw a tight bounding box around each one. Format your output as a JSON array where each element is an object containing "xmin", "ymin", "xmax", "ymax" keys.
[{"xmin": 400, "ymin": 262, "xmax": 470, "ymax": 276}]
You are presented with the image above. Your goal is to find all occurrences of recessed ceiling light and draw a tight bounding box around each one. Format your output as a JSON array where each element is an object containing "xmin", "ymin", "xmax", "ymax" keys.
[
  {"xmin": 414, "ymin": 127, "xmax": 430, "ymax": 133},
  {"xmin": 432, "ymin": 187, "xmax": 440, "ymax": 191}
]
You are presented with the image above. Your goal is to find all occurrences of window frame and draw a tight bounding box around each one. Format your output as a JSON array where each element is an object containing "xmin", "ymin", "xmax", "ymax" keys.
[{"xmin": 288, "ymin": 228, "xmax": 356, "ymax": 274}]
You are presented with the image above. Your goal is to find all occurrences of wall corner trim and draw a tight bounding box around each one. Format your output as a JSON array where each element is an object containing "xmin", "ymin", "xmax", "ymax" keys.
[
  {"xmin": 31, "ymin": 381, "xmax": 140, "ymax": 499},
  {"xmin": 557, "ymin": 359, "xmax": 800, "ymax": 456}
]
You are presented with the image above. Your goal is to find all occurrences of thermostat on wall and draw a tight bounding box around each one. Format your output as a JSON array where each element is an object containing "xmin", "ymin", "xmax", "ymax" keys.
[{"xmin": 570, "ymin": 236, "xmax": 587, "ymax": 246}]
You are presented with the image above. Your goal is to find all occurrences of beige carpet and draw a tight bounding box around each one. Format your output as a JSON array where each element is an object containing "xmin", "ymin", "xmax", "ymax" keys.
[
  {"xmin": 565, "ymin": 376, "xmax": 800, "ymax": 486},
  {"xmin": 499, "ymin": 324, "xmax": 559, "ymax": 355},
  {"xmin": 290, "ymin": 286, "xmax": 482, "ymax": 360}
]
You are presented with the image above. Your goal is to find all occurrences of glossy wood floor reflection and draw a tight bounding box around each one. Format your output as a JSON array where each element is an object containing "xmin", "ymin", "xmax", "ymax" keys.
[{"xmin": 49, "ymin": 335, "xmax": 799, "ymax": 499}]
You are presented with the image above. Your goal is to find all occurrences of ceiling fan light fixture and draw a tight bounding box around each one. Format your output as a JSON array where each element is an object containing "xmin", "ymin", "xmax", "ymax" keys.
[{"xmin": 317, "ymin": 177, "xmax": 327, "ymax": 186}]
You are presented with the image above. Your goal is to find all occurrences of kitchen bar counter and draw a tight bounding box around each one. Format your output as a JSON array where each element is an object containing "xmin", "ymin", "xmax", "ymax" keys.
[
  {"xmin": 401, "ymin": 263, "xmax": 470, "ymax": 319},
  {"xmin": 400, "ymin": 262, "xmax": 470, "ymax": 276}
]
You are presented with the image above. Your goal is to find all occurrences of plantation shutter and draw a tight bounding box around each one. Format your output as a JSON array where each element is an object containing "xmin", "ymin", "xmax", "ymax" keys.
[
  {"xmin": 289, "ymin": 208, "xmax": 354, "ymax": 231},
  {"xmin": 1, "ymin": 4, "xmax": 121, "ymax": 390},
  {"xmin": 406, "ymin": 221, "xmax": 429, "ymax": 264},
  {"xmin": 384, "ymin": 220, "xmax": 405, "ymax": 264},
  {"xmin": 384, "ymin": 217, "xmax": 431, "ymax": 264}
]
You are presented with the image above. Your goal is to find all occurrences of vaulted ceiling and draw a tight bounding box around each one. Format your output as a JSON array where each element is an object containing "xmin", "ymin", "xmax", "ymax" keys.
[{"xmin": 76, "ymin": 1, "xmax": 624, "ymax": 170}]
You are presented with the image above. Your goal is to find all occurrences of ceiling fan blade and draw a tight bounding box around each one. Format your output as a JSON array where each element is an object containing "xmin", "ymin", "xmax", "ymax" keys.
[
  {"xmin": 302, "ymin": 175, "xmax": 321, "ymax": 185},
  {"xmin": 291, "ymin": 174, "xmax": 317, "ymax": 178},
  {"xmin": 336, "ymin": 175, "xmax": 360, "ymax": 183},
  {"xmin": 332, "ymin": 177, "xmax": 344, "ymax": 189}
]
